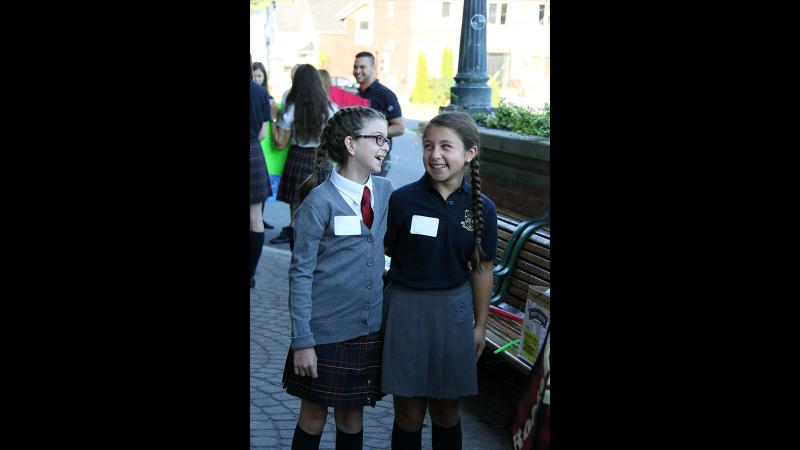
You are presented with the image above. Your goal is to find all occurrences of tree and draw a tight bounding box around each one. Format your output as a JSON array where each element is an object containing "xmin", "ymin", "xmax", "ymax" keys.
[
  {"xmin": 430, "ymin": 77, "xmax": 454, "ymax": 106},
  {"xmin": 409, "ymin": 53, "xmax": 433, "ymax": 104},
  {"xmin": 489, "ymin": 72, "xmax": 501, "ymax": 107},
  {"xmin": 318, "ymin": 52, "xmax": 330, "ymax": 69},
  {"xmin": 428, "ymin": 48, "xmax": 456, "ymax": 106},
  {"xmin": 441, "ymin": 47, "xmax": 454, "ymax": 80}
]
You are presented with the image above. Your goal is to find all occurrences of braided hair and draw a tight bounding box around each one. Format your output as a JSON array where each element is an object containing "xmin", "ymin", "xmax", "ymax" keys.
[
  {"xmin": 423, "ymin": 111, "xmax": 487, "ymax": 273},
  {"xmin": 299, "ymin": 106, "xmax": 387, "ymax": 201}
]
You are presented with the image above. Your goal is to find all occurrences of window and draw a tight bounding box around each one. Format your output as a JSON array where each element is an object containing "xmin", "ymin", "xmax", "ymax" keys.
[
  {"xmin": 387, "ymin": 0, "xmax": 394, "ymax": 18},
  {"xmin": 442, "ymin": 1, "xmax": 450, "ymax": 18},
  {"xmin": 488, "ymin": 3, "xmax": 507, "ymax": 25},
  {"xmin": 355, "ymin": 19, "xmax": 373, "ymax": 46},
  {"xmin": 539, "ymin": 5, "xmax": 545, "ymax": 25},
  {"xmin": 382, "ymin": 52, "xmax": 391, "ymax": 72},
  {"xmin": 488, "ymin": 53, "xmax": 511, "ymax": 87}
]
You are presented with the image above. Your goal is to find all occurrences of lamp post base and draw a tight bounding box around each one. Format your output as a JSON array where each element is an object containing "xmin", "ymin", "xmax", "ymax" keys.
[{"xmin": 444, "ymin": 82, "xmax": 494, "ymax": 114}]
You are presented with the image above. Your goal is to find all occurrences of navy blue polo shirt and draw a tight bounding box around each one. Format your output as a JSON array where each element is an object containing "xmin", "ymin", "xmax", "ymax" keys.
[
  {"xmin": 250, "ymin": 80, "xmax": 271, "ymax": 145},
  {"xmin": 357, "ymin": 79, "xmax": 402, "ymax": 147},
  {"xmin": 385, "ymin": 174, "xmax": 498, "ymax": 290}
]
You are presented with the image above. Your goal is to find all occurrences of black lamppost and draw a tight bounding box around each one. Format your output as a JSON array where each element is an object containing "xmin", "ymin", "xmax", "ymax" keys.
[{"xmin": 444, "ymin": 0, "xmax": 493, "ymax": 113}]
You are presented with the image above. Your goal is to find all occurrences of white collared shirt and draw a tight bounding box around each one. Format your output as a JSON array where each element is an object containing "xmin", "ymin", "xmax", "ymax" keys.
[{"xmin": 330, "ymin": 169, "xmax": 374, "ymax": 220}]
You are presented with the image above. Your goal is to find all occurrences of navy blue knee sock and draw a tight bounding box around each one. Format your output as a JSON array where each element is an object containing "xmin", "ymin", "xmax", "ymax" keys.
[
  {"xmin": 391, "ymin": 422, "xmax": 421, "ymax": 450},
  {"xmin": 336, "ymin": 427, "xmax": 363, "ymax": 450},
  {"xmin": 291, "ymin": 424, "xmax": 321, "ymax": 450},
  {"xmin": 432, "ymin": 420, "xmax": 461, "ymax": 450}
]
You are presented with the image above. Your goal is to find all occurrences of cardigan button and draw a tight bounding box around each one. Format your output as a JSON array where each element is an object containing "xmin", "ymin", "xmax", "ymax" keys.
[
  {"xmin": 366, "ymin": 236, "xmax": 373, "ymax": 243},
  {"xmin": 366, "ymin": 281, "xmax": 372, "ymax": 289}
]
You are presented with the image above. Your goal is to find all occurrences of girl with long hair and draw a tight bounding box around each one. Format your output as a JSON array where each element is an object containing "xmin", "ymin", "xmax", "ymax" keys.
[{"xmin": 270, "ymin": 64, "xmax": 337, "ymax": 249}]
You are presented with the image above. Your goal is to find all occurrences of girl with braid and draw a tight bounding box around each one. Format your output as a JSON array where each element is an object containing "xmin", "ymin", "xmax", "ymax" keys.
[
  {"xmin": 282, "ymin": 106, "xmax": 395, "ymax": 450},
  {"xmin": 381, "ymin": 111, "xmax": 498, "ymax": 450}
]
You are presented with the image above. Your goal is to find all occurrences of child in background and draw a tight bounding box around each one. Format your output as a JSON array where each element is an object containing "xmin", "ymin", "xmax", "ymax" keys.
[
  {"xmin": 250, "ymin": 55, "xmax": 272, "ymax": 288},
  {"xmin": 270, "ymin": 64, "xmax": 338, "ymax": 249},
  {"xmin": 282, "ymin": 106, "xmax": 394, "ymax": 450},
  {"xmin": 252, "ymin": 60, "xmax": 278, "ymax": 230},
  {"xmin": 381, "ymin": 111, "xmax": 498, "ymax": 450}
]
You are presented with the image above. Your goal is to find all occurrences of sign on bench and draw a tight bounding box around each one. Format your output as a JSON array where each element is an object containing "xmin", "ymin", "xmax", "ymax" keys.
[{"xmin": 519, "ymin": 286, "xmax": 550, "ymax": 366}]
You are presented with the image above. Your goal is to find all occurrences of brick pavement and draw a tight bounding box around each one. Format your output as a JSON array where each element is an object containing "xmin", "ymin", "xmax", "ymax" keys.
[{"xmin": 251, "ymin": 245, "xmax": 517, "ymax": 450}]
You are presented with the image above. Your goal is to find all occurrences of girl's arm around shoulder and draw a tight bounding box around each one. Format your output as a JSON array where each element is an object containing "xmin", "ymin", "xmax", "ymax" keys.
[
  {"xmin": 383, "ymin": 183, "xmax": 401, "ymax": 256},
  {"xmin": 373, "ymin": 176, "xmax": 396, "ymax": 202}
]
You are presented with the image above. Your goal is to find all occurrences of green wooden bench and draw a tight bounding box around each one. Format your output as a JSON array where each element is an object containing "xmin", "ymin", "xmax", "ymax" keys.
[{"xmin": 485, "ymin": 211, "xmax": 550, "ymax": 373}]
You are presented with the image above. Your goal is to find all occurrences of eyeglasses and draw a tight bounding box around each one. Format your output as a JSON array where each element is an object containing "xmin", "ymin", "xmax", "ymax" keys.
[{"xmin": 355, "ymin": 134, "xmax": 389, "ymax": 147}]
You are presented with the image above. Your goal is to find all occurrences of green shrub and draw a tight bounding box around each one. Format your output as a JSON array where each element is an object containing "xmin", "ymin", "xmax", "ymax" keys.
[
  {"xmin": 441, "ymin": 47, "xmax": 455, "ymax": 80},
  {"xmin": 409, "ymin": 53, "xmax": 432, "ymax": 104},
  {"xmin": 473, "ymin": 101, "xmax": 550, "ymax": 138},
  {"xmin": 430, "ymin": 77, "xmax": 455, "ymax": 106}
]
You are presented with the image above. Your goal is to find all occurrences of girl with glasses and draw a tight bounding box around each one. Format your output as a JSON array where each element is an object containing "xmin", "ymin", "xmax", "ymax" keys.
[{"xmin": 282, "ymin": 106, "xmax": 394, "ymax": 450}]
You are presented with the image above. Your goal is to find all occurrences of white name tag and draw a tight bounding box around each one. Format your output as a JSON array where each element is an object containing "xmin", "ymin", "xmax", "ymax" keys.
[
  {"xmin": 410, "ymin": 215, "xmax": 439, "ymax": 237},
  {"xmin": 334, "ymin": 216, "xmax": 362, "ymax": 235}
]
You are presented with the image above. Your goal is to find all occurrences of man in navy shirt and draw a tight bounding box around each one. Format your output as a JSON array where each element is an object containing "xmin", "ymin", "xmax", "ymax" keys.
[{"xmin": 353, "ymin": 51, "xmax": 405, "ymax": 177}]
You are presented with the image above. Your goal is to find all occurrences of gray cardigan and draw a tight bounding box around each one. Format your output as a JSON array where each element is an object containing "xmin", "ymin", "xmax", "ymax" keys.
[{"xmin": 288, "ymin": 176, "xmax": 394, "ymax": 350}]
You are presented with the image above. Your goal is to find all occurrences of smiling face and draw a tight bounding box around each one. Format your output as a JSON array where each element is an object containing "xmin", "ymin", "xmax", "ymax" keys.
[
  {"xmin": 422, "ymin": 125, "xmax": 477, "ymax": 185},
  {"xmin": 252, "ymin": 68, "xmax": 266, "ymax": 87},
  {"xmin": 347, "ymin": 118, "xmax": 389, "ymax": 176},
  {"xmin": 353, "ymin": 56, "xmax": 375, "ymax": 87}
]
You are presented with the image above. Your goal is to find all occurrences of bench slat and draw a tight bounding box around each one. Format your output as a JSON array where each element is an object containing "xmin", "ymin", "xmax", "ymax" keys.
[
  {"xmin": 512, "ymin": 260, "xmax": 551, "ymax": 284},
  {"xmin": 517, "ymin": 252, "xmax": 550, "ymax": 273},
  {"xmin": 520, "ymin": 243, "xmax": 550, "ymax": 262}
]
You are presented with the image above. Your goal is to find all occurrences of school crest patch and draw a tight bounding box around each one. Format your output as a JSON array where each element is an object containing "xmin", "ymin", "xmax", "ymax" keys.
[{"xmin": 461, "ymin": 210, "xmax": 474, "ymax": 232}]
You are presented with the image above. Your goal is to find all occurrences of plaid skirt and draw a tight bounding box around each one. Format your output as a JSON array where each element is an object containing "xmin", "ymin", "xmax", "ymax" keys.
[
  {"xmin": 276, "ymin": 145, "xmax": 321, "ymax": 205},
  {"xmin": 282, "ymin": 331, "xmax": 385, "ymax": 408},
  {"xmin": 250, "ymin": 142, "xmax": 271, "ymax": 204}
]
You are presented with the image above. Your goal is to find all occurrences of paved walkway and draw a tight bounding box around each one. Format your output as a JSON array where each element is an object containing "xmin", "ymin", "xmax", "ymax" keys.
[{"xmin": 251, "ymin": 235, "xmax": 523, "ymax": 449}]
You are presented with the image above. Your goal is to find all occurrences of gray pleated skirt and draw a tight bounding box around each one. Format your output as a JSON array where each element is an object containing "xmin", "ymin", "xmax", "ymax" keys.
[{"xmin": 381, "ymin": 281, "xmax": 479, "ymax": 399}]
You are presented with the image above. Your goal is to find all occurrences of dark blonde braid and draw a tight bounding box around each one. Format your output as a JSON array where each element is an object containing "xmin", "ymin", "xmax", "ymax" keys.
[
  {"xmin": 469, "ymin": 157, "xmax": 486, "ymax": 273},
  {"xmin": 298, "ymin": 106, "xmax": 386, "ymax": 202}
]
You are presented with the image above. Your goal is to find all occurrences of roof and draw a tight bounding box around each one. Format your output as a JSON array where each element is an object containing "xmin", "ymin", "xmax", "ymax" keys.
[
  {"xmin": 310, "ymin": 0, "xmax": 350, "ymax": 33},
  {"xmin": 335, "ymin": 1, "xmax": 369, "ymax": 21},
  {"xmin": 275, "ymin": 0, "xmax": 307, "ymax": 32}
]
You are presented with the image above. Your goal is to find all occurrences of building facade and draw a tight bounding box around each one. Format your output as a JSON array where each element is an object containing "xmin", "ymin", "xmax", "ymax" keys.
[{"xmin": 251, "ymin": 0, "xmax": 550, "ymax": 108}]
